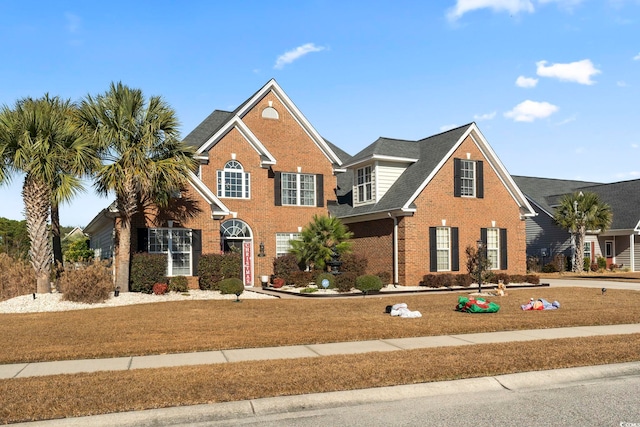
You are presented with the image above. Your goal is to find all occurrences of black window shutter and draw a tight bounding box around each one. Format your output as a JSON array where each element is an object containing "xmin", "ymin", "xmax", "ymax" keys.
[
  {"xmin": 476, "ymin": 160, "xmax": 484, "ymax": 199},
  {"xmin": 451, "ymin": 227, "xmax": 459, "ymax": 271},
  {"xmin": 480, "ymin": 228, "xmax": 487, "ymax": 247},
  {"xmin": 274, "ymin": 171, "xmax": 282, "ymax": 206},
  {"xmin": 192, "ymin": 229, "xmax": 202, "ymax": 276},
  {"xmin": 500, "ymin": 228, "xmax": 508, "ymax": 270},
  {"xmin": 137, "ymin": 228, "xmax": 149, "ymax": 252},
  {"xmin": 453, "ymin": 158, "xmax": 461, "ymax": 197},
  {"xmin": 316, "ymin": 174, "xmax": 324, "ymax": 207},
  {"xmin": 429, "ymin": 227, "xmax": 437, "ymax": 272}
]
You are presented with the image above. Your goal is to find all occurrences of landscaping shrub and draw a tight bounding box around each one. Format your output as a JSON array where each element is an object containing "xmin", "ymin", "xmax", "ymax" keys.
[
  {"xmin": 289, "ymin": 270, "xmax": 314, "ymax": 287},
  {"xmin": 339, "ymin": 253, "xmax": 368, "ymax": 276},
  {"xmin": 218, "ymin": 277, "xmax": 244, "ymax": 295},
  {"xmin": 421, "ymin": 274, "xmax": 440, "ymax": 288},
  {"xmin": 169, "ymin": 276, "xmax": 189, "ymax": 292},
  {"xmin": 198, "ymin": 253, "xmax": 241, "ymax": 290},
  {"xmin": 490, "ymin": 273, "xmax": 510, "ymax": 285},
  {"xmin": 355, "ymin": 274, "xmax": 383, "ymax": 294},
  {"xmin": 315, "ymin": 272, "xmax": 335, "ymax": 289},
  {"xmin": 541, "ymin": 263, "xmax": 558, "ymax": 273},
  {"xmin": 153, "ymin": 283, "xmax": 168, "ymax": 295},
  {"xmin": 597, "ymin": 256, "xmax": 607, "ymax": 271},
  {"xmin": 0, "ymin": 253, "xmax": 36, "ymax": 302},
  {"xmin": 58, "ymin": 261, "xmax": 113, "ymax": 304},
  {"xmin": 272, "ymin": 277, "xmax": 285, "ymax": 288},
  {"xmin": 455, "ymin": 274, "xmax": 473, "ymax": 287},
  {"xmin": 524, "ymin": 274, "xmax": 540, "ymax": 285},
  {"xmin": 376, "ymin": 271, "xmax": 392, "ymax": 285},
  {"xmin": 334, "ymin": 272, "xmax": 356, "ymax": 293},
  {"xmin": 272, "ymin": 253, "xmax": 301, "ymax": 284},
  {"xmin": 130, "ymin": 253, "xmax": 167, "ymax": 293}
]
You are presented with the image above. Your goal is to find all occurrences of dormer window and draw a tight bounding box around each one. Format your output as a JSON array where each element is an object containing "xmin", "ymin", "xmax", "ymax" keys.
[
  {"xmin": 356, "ymin": 165, "xmax": 373, "ymax": 203},
  {"xmin": 217, "ymin": 160, "xmax": 250, "ymax": 199},
  {"xmin": 454, "ymin": 158, "xmax": 484, "ymax": 199}
]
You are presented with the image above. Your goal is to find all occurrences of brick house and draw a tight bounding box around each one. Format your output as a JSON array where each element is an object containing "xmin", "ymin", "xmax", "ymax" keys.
[{"xmin": 86, "ymin": 79, "xmax": 536, "ymax": 287}]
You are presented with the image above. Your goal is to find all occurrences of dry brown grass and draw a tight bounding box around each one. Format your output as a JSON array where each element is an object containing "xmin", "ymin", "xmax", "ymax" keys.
[
  {"xmin": 2, "ymin": 334, "xmax": 640, "ymax": 424},
  {"xmin": 1, "ymin": 286, "xmax": 640, "ymax": 424},
  {"xmin": 1, "ymin": 287, "xmax": 639, "ymax": 364}
]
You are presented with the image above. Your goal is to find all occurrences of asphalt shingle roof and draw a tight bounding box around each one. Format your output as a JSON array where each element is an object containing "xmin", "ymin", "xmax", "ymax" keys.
[{"xmin": 182, "ymin": 110, "xmax": 233, "ymax": 148}]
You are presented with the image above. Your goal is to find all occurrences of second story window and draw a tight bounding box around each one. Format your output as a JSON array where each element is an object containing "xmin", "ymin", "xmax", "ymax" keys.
[
  {"xmin": 460, "ymin": 160, "xmax": 475, "ymax": 197},
  {"xmin": 356, "ymin": 165, "xmax": 373, "ymax": 203},
  {"xmin": 454, "ymin": 158, "xmax": 484, "ymax": 199},
  {"xmin": 217, "ymin": 160, "xmax": 250, "ymax": 199},
  {"xmin": 282, "ymin": 173, "xmax": 315, "ymax": 206}
]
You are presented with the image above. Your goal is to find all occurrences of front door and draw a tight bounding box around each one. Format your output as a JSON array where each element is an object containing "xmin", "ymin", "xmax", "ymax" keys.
[
  {"xmin": 605, "ymin": 240, "xmax": 614, "ymax": 268},
  {"xmin": 220, "ymin": 219, "xmax": 253, "ymax": 287}
]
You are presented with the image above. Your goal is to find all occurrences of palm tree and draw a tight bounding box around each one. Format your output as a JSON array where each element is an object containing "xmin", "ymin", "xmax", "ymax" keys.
[
  {"xmin": 0, "ymin": 95, "xmax": 98, "ymax": 293},
  {"xmin": 76, "ymin": 82, "xmax": 197, "ymax": 292},
  {"xmin": 553, "ymin": 191, "xmax": 613, "ymax": 272},
  {"xmin": 289, "ymin": 214, "xmax": 353, "ymax": 270}
]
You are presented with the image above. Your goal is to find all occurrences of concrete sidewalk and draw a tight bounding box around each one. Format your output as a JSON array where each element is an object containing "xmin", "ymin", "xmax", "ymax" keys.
[{"xmin": 2, "ymin": 323, "xmax": 639, "ymax": 380}]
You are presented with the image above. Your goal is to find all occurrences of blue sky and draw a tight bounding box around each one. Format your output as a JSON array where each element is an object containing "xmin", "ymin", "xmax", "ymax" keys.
[{"xmin": 1, "ymin": 0, "xmax": 639, "ymax": 226}]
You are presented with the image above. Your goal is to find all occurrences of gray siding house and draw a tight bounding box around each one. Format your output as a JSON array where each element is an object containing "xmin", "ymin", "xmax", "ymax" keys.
[{"xmin": 513, "ymin": 176, "xmax": 640, "ymax": 272}]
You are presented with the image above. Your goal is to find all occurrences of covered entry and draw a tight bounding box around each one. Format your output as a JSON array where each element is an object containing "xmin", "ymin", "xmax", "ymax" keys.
[{"xmin": 220, "ymin": 219, "xmax": 254, "ymax": 286}]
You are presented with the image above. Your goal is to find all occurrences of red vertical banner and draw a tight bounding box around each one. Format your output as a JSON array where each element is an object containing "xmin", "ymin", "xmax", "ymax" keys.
[{"xmin": 243, "ymin": 241, "xmax": 252, "ymax": 286}]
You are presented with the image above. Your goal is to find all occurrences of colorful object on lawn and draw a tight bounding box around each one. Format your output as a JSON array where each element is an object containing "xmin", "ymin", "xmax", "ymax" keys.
[
  {"xmin": 455, "ymin": 296, "xmax": 500, "ymax": 313},
  {"xmin": 521, "ymin": 298, "xmax": 560, "ymax": 310}
]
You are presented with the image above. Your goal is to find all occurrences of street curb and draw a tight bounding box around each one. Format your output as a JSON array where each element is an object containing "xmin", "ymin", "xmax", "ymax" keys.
[{"xmin": 13, "ymin": 361, "xmax": 640, "ymax": 426}]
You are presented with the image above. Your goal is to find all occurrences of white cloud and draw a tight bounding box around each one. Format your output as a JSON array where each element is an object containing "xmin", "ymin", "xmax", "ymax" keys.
[
  {"xmin": 556, "ymin": 114, "xmax": 577, "ymax": 125},
  {"xmin": 274, "ymin": 43, "xmax": 326, "ymax": 69},
  {"xmin": 617, "ymin": 81, "xmax": 628, "ymax": 87},
  {"xmin": 536, "ymin": 59, "xmax": 601, "ymax": 85},
  {"xmin": 447, "ymin": 0, "xmax": 534, "ymax": 21},
  {"xmin": 504, "ymin": 100, "xmax": 559, "ymax": 122},
  {"xmin": 440, "ymin": 124, "xmax": 459, "ymax": 132},
  {"xmin": 516, "ymin": 76, "xmax": 538, "ymax": 88},
  {"xmin": 473, "ymin": 111, "xmax": 497, "ymax": 121},
  {"xmin": 634, "ymin": 53, "xmax": 640, "ymax": 61},
  {"xmin": 632, "ymin": 143, "xmax": 638, "ymax": 149},
  {"xmin": 65, "ymin": 12, "xmax": 81, "ymax": 33}
]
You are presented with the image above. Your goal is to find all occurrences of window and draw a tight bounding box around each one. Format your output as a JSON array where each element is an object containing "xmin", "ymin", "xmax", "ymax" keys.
[
  {"xmin": 356, "ymin": 165, "xmax": 373, "ymax": 203},
  {"xmin": 217, "ymin": 160, "xmax": 250, "ymax": 198},
  {"xmin": 584, "ymin": 242, "xmax": 592, "ymax": 262},
  {"xmin": 281, "ymin": 173, "xmax": 315, "ymax": 206},
  {"xmin": 148, "ymin": 228, "xmax": 192, "ymax": 276},
  {"xmin": 486, "ymin": 228, "xmax": 499, "ymax": 270},
  {"xmin": 276, "ymin": 233, "xmax": 301, "ymax": 257},
  {"xmin": 454, "ymin": 158, "xmax": 484, "ymax": 198},
  {"xmin": 436, "ymin": 227, "xmax": 451, "ymax": 271}
]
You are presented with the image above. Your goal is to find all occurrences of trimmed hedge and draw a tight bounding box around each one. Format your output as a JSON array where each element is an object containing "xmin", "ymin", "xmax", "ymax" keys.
[
  {"xmin": 198, "ymin": 253, "xmax": 242, "ymax": 290},
  {"xmin": 355, "ymin": 274, "xmax": 383, "ymax": 294},
  {"xmin": 218, "ymin": 278, "xmax": 244, "ymax": 295},
  {"xmin": 130, "ymin": 253, "xmax": 168, "ymax": 293},
  {"xmin": 169, "ymin": 276, "xmax": 189, "ymax": 292},
  {"xmin": 315, "ymin": 273, "xmax": 335, "ymax": 289},
  {"xmin": 421, "ymin": 273, "xmax": 540, "ymax": 288}
]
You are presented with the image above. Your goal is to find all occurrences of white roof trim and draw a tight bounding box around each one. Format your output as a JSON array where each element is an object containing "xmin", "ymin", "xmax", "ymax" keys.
[
  {"xmin": 195, "ymin": 116, "xmax": 277, "ymax": 166},
  {"xmin": 402, "ymin": 123, "xmax": 536, "ymax": 217},
  {"xmin": 342, "ymin": 154, "xmax": 418, "ymax": 169},
  {"xmin": 187, "ymin": 171, "xmax": 230, "ymax": 216},
  {"xmin": 234, "ymin": 79, "xmax": 343, "ymax": 166}
]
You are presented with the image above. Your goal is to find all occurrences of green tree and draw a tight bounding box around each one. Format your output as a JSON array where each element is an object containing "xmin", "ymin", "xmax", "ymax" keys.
[
  {"xmin": 76, "ymin": 82, "xmax": 197, "ymax": 291},
  {"xmin": 0, "ymin": 217, "xmax": 30, "ymax": 260},
  {"xmin": 0, "ymin": 95, "xmax": 98, "ymax": 293},
  {"xmin": 64, "ymin": 236, "xmax": 94, "ymax": 263},
  {"xmin": 553, "ymin": 191, "xmax": 613, "ymax": 272},
  {"xmin": 289, "ymin": 215, "xmax": 353, "ymax": 270}
]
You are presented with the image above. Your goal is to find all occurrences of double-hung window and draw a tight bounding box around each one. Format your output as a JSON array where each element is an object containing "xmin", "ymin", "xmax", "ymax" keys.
[
  {"xmin": 148, "ymin": 228, "xmax": 192, "ymax": 276},
  {"xmin": 460, "ymin": 160, "xmax": 475, "ymax": 197},
  {"xmin": 486, "ymin": 228, "xmax": 499, "ymax": 269},
  {"xmin": 276, "ymin": 233, "xmax": 302, "ymax": 257},
  {"xmin": 356, "ymin": 165, "xmax": 373, "ymax": 203},
  {"xmin": 282, "ymin": 173, "xmax": 315, "ymax": 206},
  {"xmin": 217, "ymin": 160, "xmax": 250, "ymax": 198},
  {"xmin": 436, "ymin": 227, "xmax": 451, "ymax": 271}
]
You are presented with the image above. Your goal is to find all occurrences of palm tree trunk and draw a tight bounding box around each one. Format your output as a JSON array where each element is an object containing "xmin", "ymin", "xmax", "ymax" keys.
[
  {"xmin": 23, "ymin": 176, "xmax": 52, "ymax": 293},
  {"xmin": 115, "ymin": 217, "xmax": 132, "ymax": 292},
  {"xmin": 51, "ymin": 203, "xmax": 63, "ymax": 277}
]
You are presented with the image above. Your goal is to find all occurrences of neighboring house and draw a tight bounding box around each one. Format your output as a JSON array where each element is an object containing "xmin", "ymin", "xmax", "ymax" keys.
[
  {"xmin": 513, "ymin": 176, "xmax": 640, "ymax": 272},
  {"xmin": 62, "ymin": 227, "xmax": 86, "ymax": 241},
  {"xmin": 85, "ymin": 79, "xmax": 536, "ymax": 286}
]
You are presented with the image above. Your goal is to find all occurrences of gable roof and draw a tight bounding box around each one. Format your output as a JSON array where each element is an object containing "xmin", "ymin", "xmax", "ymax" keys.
[
  {"xmin": 330, "ymin": 123, "xmax": 536, "ymax": 220},
  {"xmin": 511, "ymin": 176, "xmax": 602, "ymax": 216},
  {"xmin": 184, "ymin": 79, "xmax": 344, "ymax": 168},
  {"xmin": 514, "ymin": 176, "xmax": 640, "ymax": 232}
]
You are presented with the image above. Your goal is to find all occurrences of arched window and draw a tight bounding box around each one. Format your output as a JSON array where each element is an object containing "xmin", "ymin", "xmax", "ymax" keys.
[
  {"xmin": 217, "ymin": 160, "xmax": 250, "ymax": 198},
  {"xmin": 220, "ymin": 219, "xmax": 252, "ymax": 253}
]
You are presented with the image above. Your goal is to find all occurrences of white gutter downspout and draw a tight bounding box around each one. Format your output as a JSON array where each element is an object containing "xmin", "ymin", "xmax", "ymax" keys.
[
  {"xmin": 388, "ymin": 213, "xmax": 398, "ymax": 285},
  {"xmin": 631, "ymin": 234, "xmax": 636, "ymax": 272}
]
